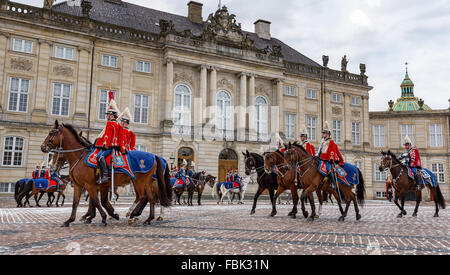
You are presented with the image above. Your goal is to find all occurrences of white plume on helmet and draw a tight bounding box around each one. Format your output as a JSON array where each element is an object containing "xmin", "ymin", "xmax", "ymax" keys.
[
  {"xmin": 322, "ymin": 121, "xmax": 331, "ymax": 134},
  {"xmin": 119, "ymin": 107, "xmax": 133, "ymax": 122},
  {"xmin": 300, "ymin": 127, "xmax": 308, "ymax": 137},
  {"xmin": 404, "ymin": 135, "xmax": 412, "ymax": 146},
  {"xmin": 107, "ymin": 99, "xmax": 121, "ymax": 115}
]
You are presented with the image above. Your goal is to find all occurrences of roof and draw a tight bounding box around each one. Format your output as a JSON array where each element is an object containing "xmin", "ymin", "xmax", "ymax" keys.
[
  {"xmin": 389, "ymin": 71, "xmax": 432, "ymax": 112},
  {"xmin": 52, "ymin": 0, "xmax": 321, "ymax": 67}
]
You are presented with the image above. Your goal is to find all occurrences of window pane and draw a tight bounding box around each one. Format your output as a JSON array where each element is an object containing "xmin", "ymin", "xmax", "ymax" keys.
[
  {"xmin": 13, "ymin": 39, "xmax": 22, "ymax": 51},
  {"xmin": 24, "ymin": 40, "xmax": 32, "ymax": 53},
  {"xmin": 11, "ymin": 78, "xmax": 19, "ymax": 92},
  {"xmin": 8, "ymin": 92, "xmax": 18, "ymax": 111},
  {"xmin": 18, "ymin": 94, "xmax": 28, "ymax": 112},
  {"xmin": 65, "ymin": 48, "xmax": 73, "ymax": 60},
  {"xmin": 56, "ymin": 46, "xmax": 64, "ymax": 58},
  {"xmin": 21, "ymin": 79, "xmax": 29, "ymax": 93}
]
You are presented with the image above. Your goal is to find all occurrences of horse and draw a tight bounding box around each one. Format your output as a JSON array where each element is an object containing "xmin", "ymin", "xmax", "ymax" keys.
[
  {"xmin": 379, "ymin": 151, "xmax": 446, "ymax": 218},
  {"xmin": 219, "ymin": 177, "xmax": 249, "ymax": 205},
  {"xmin": 185, "ymin": 171, "xmax": 205, "ymax": 206},
  {"xmin": 286, "ymin": 142, "xmax": 365, "ymax": 221},
  {"xmin": 242, "ymin": 150, "xmax": 279, "ymax": 215},
  {"xmin": 41, "ymin": 120, "xmax": 171, "ymax": 227}
]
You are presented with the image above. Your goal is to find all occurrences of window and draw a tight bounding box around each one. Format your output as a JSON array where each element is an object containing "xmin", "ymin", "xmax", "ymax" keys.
[
  {"xmin": 54, "ymin": 45, "xmax": 74, "ymax": 60},
  {"xmin": 52, "ymin": 83, "xmax": 71, "ymax": 116},
  {"xmin": 307, "ymin": 116, "xmax": 317, "ymax": 141},
  {"xmin": 351, "ymin": 96, "xmax": 361, "ymax": 106},
  {"xmin": 136, "ymin": 60, "xmax": 151, "ymax": 73},
  {"xmin": 332, "ymin": 93, "xmax": 342, "ymax": 103},
  {"xmin": 401, "ymin": 125, "xmax": 414, "ymax": 146},
  {"xmin": 430, "ymin": 124, "xmax": 443, "ymax": 147},
  {"xmin": 13, "ymin": 38, "xmax": 33, "ymax": 54},
  {"xmin": 2, "ymin": 137, "xmax": 24, "ymax": 167},
  {"xmin": 352, "ymin": 122, "xmax": 361, "ymax": 145},
  {"xmin": 432, "ymin": 163, "xmax": 445, "ymax": 183},
  {"xmin": 376, "ymin": 192, "xmax": 387, "ymax": 199},
  {"xmin": 332, "ymin": 120, "xmax": 342, "ymax": 143},
  {"xmin": 0, "ymin": 183, "xmax": 13, "ymax": 193},
  {"xmin": 285, "ymin": 114, "xmax": 296, "ymax": 139},
  {"xmin": 101, "ymin": 54, "xmax": 118, "ymax": 68},
  {"xmin": 306, "ymin": 89, "xmax": 317, "ymax": 100},
  {"xmin": 284, "ymin": 86, "xmax": 296, "ymax": 96},
  {"xmin": 255, "ymin": 96, "xmax": 268, "ymax": 141},
  {"xmin": 374, "ymin": 163, "xmax": 387, "ymax": 182},
  {"xmin": 216, "ymin": 90, "xmax": 232, "ymax": 138},
  {"xmin": 8, "ymin": 77, "xmax": 30, "ymax": 113},
  {"xmin": 134, "ymin": 94, "xmax": 149, "ymax": 124},
  {"xmin": 98, "ymin": 89, "xmax": 116, "ymax": 120},
  {"xmin": 373, "ymin": 125, "xmax": 386, "ymax": 148},
  {"xmin": 136, "ymin": 145, "xmax": 147, "ymax": 152},
  {"xmin": 173, "ymin": 84, "xmax": 191, "ymax": 134}
]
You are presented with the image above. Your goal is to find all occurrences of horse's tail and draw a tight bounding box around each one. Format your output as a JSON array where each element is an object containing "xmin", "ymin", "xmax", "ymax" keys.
[
  {"xmin": 164, "ymin": 161, "xmax": 173, "ymax": 203},
  {"xmin": 211, "ymin": 183, "xmax": 216, "ymax": 199},
  {"xmin": 155, "ymin": 157, "xmax": 171, "ymax": 207},
  {"xmin": 435, "ymin": 185, "xmax": 446, "ymax": 209},
  {"xmin": 356, "ymin": 168, "xmax": 366, "ymax": 206},
  {"xmin": 14, "ymin": 181, "xmax": 21, "ymax": 201}
]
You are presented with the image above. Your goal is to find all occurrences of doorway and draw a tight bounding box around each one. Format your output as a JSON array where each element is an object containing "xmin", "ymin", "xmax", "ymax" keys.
[{"xmin": 218, "ymin": 149, "xmax": 238, "ymax": 183}]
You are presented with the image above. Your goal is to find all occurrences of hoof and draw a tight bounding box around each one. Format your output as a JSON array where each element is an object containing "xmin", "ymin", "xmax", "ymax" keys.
[
  {"xmin": 412, "ymin": 213, "xmax": 418, "ymax": 217},
  {"xmin": 287, "ymin": 212, "xmax": 293, "ymax": 217},
  {"xmin": 434, "ymin": 213, "xmax": 439, "ymax": 218},
  {"xmin": 338, "ymin": 216, "xmax": 345, "ymax": 222},
  {"xmin": 85, "ymin": 219, "xmax": 92, "ymax": 224},
  {"xmin": 156, "ymin": 217, "xmax": 163, "ymax": 221},
  {"xmin": 250, "ymin": 210, "xmax": 255, "ymax": 215},
  {"xmin": 291, "ymin": 214, "xmax": 297, "ymax": 219},
  {"xmin": 402, "ymin": 210, "xmax": 407, "ymax": 216},
  {"xmin": 100, "ymin": 222, "xmax": 107, "ymax": 227},
  {"xmin": 79, "ymin": 217, "xmax": 87, "ymax": 222},
  {"xmin": 314, "ymin": 215, "xmax": 319, "ymax": 219},
  {"xmin": 113, "ymin": 214, "xmax": 120, "ymax": 221},
  {"xmin": 397, "ymin": 214, "xmax": 403, "ymax": 218},
  {"xmin": 303, "ymin": 211, "xmax": 309, "ymax": 219},
  {"xmin": 356, "ymin": 214, "xmax": 362, "ymax": 220},
  {"xmin": 61, "ymin": 223, "xmax": 70, "ymax": 228},
  {"xmin": 143, "ymin": 221, "xmax": 152, "ymax": 226},
  {"xmin": 270, "ymin": 211, "xmax": 277, "ymax": 217},
  {"xmin": 307, "ymin": 216, "xmax": 314, "ymax": 222}
]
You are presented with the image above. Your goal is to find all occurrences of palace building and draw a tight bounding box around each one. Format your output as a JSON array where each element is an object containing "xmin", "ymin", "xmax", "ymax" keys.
[{"xmin": 0, "ymin": 0, "xmax": 447, "ymax": 200}]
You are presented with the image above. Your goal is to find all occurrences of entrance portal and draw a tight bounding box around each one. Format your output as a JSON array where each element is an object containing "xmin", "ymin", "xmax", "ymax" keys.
[
  {"xmin": 218, "ymin": 149, "xmax": 238, "ymax": 183},
  {"xmin": 177, "ymin": 147, "xmax": 194, "ymax": 169}
]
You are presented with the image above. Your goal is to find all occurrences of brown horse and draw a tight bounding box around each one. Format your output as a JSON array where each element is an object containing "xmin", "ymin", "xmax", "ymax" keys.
[
  {"xmin": 41, "ymin": 120, "xmax": 171, "ymax": 227},
  {"xmin": 286, "ymin": 143, "xmax": 365, "ymax": 221},
  {"xmin": 379, "ymin": 151, "xmax": 446, "ymax": 218},
  {"xmin": 187, "ymin": 171, "xmax": 207, "ymax": 206}
]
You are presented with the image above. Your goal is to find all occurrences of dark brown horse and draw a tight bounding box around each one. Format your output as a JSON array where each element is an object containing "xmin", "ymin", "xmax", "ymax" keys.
[
  {"xmin": 379, "ymin": 151, "xmax": 446, "ymax": 218},
  {"xmin": 242, "ymin": 151, "xmax": 278, "ymax": 216},
  {"xmin": 41, "ymin": 120, "xmax": 171, "ymax": 227},
  {"xmin": 187, "ymin": 171, "xmax": 208, "ymax": 206},
  {"xmin": 286, "ymin": 143, "xmax": 365, "ymax": 221}
]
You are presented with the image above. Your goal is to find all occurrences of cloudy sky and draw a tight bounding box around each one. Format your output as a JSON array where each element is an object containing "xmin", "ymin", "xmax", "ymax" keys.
[{"xmin": 16, "ymin": 0, "xmax": 450, "ymax": 111}]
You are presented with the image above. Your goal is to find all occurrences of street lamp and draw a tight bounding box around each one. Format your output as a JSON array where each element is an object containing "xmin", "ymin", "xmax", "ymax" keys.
[{"xmin": 170, "ymin": 153, "xmax": 175, "ymax": 169}]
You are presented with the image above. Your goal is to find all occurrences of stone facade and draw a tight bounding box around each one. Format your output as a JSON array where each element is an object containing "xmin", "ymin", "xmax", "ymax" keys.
[{"xmin": 2, "ymin": 0, "xmax": 444, "ymax": 201}]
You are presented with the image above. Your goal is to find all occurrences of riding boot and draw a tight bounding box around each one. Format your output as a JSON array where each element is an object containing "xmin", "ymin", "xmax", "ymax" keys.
[
  {"xmin": 328, "ymin": 173, "xmax": 336, "ymax": 189},
  {"xmin": 98, "ymin": 157, "xmax": 110, "ymax": 184},
  {"xmin": 414, "ymin": 174, "xmax": 421, "ymax": 190}
]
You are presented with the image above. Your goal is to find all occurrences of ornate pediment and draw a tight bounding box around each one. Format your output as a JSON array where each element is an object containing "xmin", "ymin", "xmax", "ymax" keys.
[
  {"xmin": 174, "ymin": 71, "xmax": 194, "ymax": 86},
  {"xmin": 217, "ymin": 78, "xmax": 234, "ymax": 90}
]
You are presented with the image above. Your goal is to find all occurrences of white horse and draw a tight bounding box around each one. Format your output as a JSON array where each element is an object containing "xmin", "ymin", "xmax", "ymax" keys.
[{"xmin": 213, "ymin": 177, "xmax": 249, "ymax": 205}]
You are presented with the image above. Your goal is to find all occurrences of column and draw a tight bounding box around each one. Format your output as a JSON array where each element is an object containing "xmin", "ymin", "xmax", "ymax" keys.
[
  {"xmin": 209, "ymin": 67, "xmax": 217, "ymax": 107},
  {"xmin": 0, "ymin": 32, "xmax": 9, "ymax": 109},
  {"xmin": 32, "ymin": 39, "xmax": 52, "ymax": 123},
  {"xmin": 248, "ymin": 74, "xmax": 256, "ymax": 141},
  {"xmin": 73, "ymin": 47, "xmax": 91, "ymax": 122},
  {"xmin": 200, "ymin": 65, "xmax": 208, "ymax": 123},
  {"xmin": 363, "ymin": 95, "xmax": 370, "ymax": 149},
  {"xmin": 238, "ymin": 73, "xmax": 247, "ymax": 141},
  {"xmin": 344, "ymin": 93, "xmax": 352, "ymax": 146},
  {"xmin": 164, "ymin": 58, "xmax": 174, "ymax": 121},
  {"xmin": 276, "ymin": 79, "xmax": 284, "ymax": 135}
]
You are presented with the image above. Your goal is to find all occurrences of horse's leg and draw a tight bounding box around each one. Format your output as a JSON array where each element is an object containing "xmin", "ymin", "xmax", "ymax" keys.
[
  {"xmin": 289, "ymin": 186, "xmax": 299, "ymax": 219},
  {"xmin": 351, "ymin": 190, "xmax": 361, "ymax": 221},
  {"xmin": 198, "ymin": 188, "xmax": 203, "ymax": 206},
  {"xmin": 61, "ymin": 193, "xmax": 65, "ymax": 207},
  {"xmin": 271, "ymin": 185, "xmax": 285, "ymax": 217},
  {"xmin": 56, "ymin": 192, "xmax": 61, "ymax": 207},
  {"xmin": 143, "ymin": 179, "xmax": 156, "ymax": 226},
  {"xmin": 412, "ymin": 186, "xmax": 423, "ymax": 217},
  {"xmin": 62, "ymin": 184, "xmax": 82, "ymax": 227},
  {"xmin": 251, "ymin": 185, "xmax": 265, "ymax": 215},
  {"xmin": 36, "ymin": 192, "xmax": 44, "ymax": 207},
  {"xmin": 301, "ymin": 185, "xmax": 316, "ymax": 221},
  {"xmin": 328, "ymin": 186, "xmax": 345, "ymax": 220},
  {"xmin": 80, "ymin": 197, "xmax": 94, "ymax": 222},
  {"xmin": 85, "ymin": 184, "xmax": 108, "ymax": 226},
  {"xmin": 100, "ymin": 186, "xmax": 119, "ymax": 221},
  {"xmin": 399, "ymin": 192, "xmax": 407, "ymax": 217},
  {"xmin": 429, "ymin": 186, "xmax": 440, "ymax": 218},
  {"xmin": 126, "ymin": 193, "xmax": 140, "ymax": 217},
  {"xmin": 315, "ymin": 189, "xmax": 323, "ymax": 216}
]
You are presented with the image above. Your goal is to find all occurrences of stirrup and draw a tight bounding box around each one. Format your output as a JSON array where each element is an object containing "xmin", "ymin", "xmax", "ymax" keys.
[{"xmin": 97, "ymin": 176, "xmax": 110, "ymax": 185}]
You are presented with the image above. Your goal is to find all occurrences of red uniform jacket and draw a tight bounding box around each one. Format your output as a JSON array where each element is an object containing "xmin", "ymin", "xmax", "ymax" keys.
[
  {"xmin": 303, "ymin": 141, "xmax": 316, "ymax": 156},
  {"xmin": 319, "ymin": 138, "xmax": 344, "ymax": 166},
  {"xmin": 121, "ymin": 127, "xmax": 136, "ymax": 152},
  {"xmin": 409, "ymin": 148, "xmax": 422, "ymax": 168},
  {"xmin": 95, "ymin": 120, "xmax": 125, "ymax": 153}
]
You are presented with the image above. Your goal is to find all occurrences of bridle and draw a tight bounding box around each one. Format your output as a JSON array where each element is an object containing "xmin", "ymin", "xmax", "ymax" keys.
[
  {"xmin": 244, "ymin": 155, "xmax": 266, "ymax": 181},
  {"xmin": 380, "ymin": 154, "xmax": 404, "ymax": 187},
  {"xmin": 285, "ymin": 148, "xmax": 315, "ymax": 178}
]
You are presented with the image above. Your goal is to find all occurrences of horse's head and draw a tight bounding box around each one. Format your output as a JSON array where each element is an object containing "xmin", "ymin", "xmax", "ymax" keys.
[
  {"xmin": 379, "ymin": 151, "xmax": 392, "ymax": 172},
  {"xmin": 285, "ymin": 143, "xmax": 298, "ymax": 166},
  {"xmin": 206, "ymin": 175, "xmax": 216, "ymax": 188},
  {"xmin": 41, "ymin": 120, "xmax": 64, "ymax": 153},
  {"xmin": 243, "ymin": 150, "xmax": 255, "ymax": 176},
  {"xmin": 263, "ymin": 152, "xmax": 277, "ymax": 174}
]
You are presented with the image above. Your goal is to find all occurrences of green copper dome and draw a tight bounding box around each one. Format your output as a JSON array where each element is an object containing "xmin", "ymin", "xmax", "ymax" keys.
[{"xmin": 389, "ymin": 71, "xmax": 432, "ymax": 112}]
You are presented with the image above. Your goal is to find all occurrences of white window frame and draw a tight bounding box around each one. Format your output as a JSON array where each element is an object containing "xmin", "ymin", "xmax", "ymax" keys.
[
  {"xmin": 54, "ymin": 45, "xmax": 74, "ymax": 60},
  {"xmin": 429, "ymin": 124, "xmax": 443, "ymax": 147},
  {"xmin": 373, "ymin": 125, "xmax": 386, "ymax": 148},
  {"xmin": 8, "ymin": 77, "xmax": 30, "ymax": 113},
  {"xmin": 51, "ymin": 83, "xmax": 71, "ymax": 117},
  {"xmin": 173, "ymin": 84, "xmax": 192, "ymax": 135},
  {"xmin": 374, "ymin": 163, "xmax": 387, "ymax": 182},
  {"xmin": 98, "ymin": 89, "xmax": 117, "ymax": 120},
  {"xmin": 352, "ymin": 122, "xmax": 361, "ymax": 145},
  {"xmin": 351, "ymin": 96, "xmax": 361, "ymax": 106},
  {"xmin": 332, "ymin": 93, "xmax": 342, "ymax": 103},
  {"xmin": 136, "ymin": 60, "xmax": 151, "ymax": 73},
  {"xmin": 13, "ymin": 38, "xmax": 33, "ymax": 54},
  {"xmin": 0, "ymin": 183, "xmax": 14, "ymax": 193},
  {"xmin": 101, "ymin": 54, "xmax": 119, "ymax": 68},
  {"xmin": 136, "ymin": 145, "xmax": 147, "ymax": 152},
  {"xmin": 216, "ymin": 90, "xmax": 233, "ymax": 139},
  {"xmin": 307, "ymin": 116, "xmax": 317, "ymax": 142},
  {"xmin": 401, "ymin": 125, "xmax": 414, "ymax": 146},
  {"xmin": 432, "ymin": 163, "xmax": 445, "ymax": 184},
  {"xmin": 333, "ymin": 120, "xmax": 342, "ymax": 144},
  {"xmin": 285, "ymin": 114, "xmax": 296, "ymax": 139},
  {"xmin": 2, "ymin": 136, "xmax": 25, "ymax": 167},
  {"xmin": 284, "ymin": 85, "xmax": 296, "ymax": 96},
  {"xmin": 255, "ymin": 96, "xmax": 269, "ymax": 141},
  {"xmin": 306, "ymin": 89, "xmax": 317, "ymax": 100},
  {"xmin": 134, "ymin": 94, "xmax": 149, "ymax": 124}
]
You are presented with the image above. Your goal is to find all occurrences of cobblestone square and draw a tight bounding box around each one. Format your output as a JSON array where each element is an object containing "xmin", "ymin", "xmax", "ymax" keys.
[{"xmin": 0, "ymin": 198, "xmax": 448, "ymax": 255}]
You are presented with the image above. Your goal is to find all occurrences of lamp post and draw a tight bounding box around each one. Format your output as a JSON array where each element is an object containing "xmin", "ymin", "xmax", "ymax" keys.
[{"xmin": 170, "ymin": 153, "xmax": 175, "ymax": 170}]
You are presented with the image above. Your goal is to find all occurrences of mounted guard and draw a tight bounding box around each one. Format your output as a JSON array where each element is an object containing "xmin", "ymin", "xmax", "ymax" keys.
[
  {"xmin": 119, "ymin": 107, "xmax": 136, "ymax": 152},
  {"xmin": 398, "ymin": 135, "xmax": 422, "ymax": 189},
  {"xmin": 317, "ymin": 121, "xmax": 344, "ymax": 189},
  {"xmin": 299, "ymin": 127, "xmax": 315, "ymax": 156},
  {"xmin": 94, "ymin": 92, "xmax": 124, "ymax": 184}
]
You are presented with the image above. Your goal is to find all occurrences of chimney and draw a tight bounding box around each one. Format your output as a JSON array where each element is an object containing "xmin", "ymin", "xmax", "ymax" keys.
[
  {"xmin": 187, "ymin": 1, "xmax": 203, "ymax": 24},
  {"xmin": 254, "ymin": 20, "xmax": 271, "ymax": 40}
]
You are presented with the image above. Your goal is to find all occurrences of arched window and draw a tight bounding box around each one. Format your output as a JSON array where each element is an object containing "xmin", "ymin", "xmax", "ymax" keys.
[
  {"xmin": 173, "ymin": 84, "xmax": 191, "ymax": 134},
  {"xmin": 216, "ymin": 90, "xmax": 232, "ymax": 138},
  {"xmin": 255, "ymin": 96, "xmax": 268, "ymax": 140}
]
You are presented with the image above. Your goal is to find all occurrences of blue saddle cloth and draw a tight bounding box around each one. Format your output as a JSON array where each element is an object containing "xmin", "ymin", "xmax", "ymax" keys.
[
  {"xmin": 407, "ymin": 167, "xmax": 438, "ymax": 187},
  {"xmin": 18, "ymin": 179, "xmax": 32, "ymax": 187},
  {"xmin": 318, "ymin": 161, "xmax": 359, "ymax": 187},
  {"xmin": 220, "ymin": 182, "xmax": 241, "ymax": 190},
  {"xmin": 33, "ymin": 179, "xmax": 56, "ymax": 190}
]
